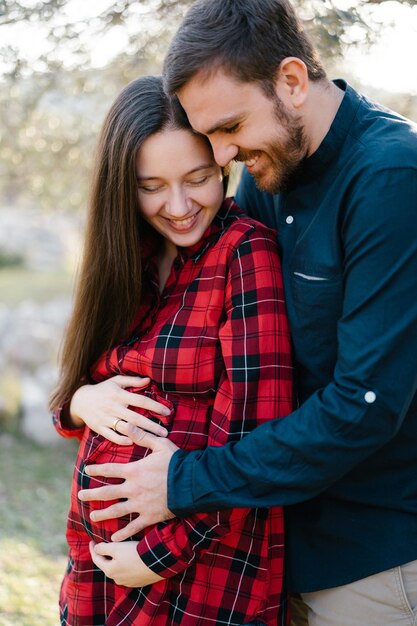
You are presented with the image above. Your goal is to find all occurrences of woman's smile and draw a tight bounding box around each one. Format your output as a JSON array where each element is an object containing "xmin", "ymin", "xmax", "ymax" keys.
[{"xmin": 162, "ymin": 208, "xmax": 202, "ymax": 232}]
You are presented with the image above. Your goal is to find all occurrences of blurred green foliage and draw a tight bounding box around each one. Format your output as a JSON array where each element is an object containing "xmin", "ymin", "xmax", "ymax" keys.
[
  {"xmin": 0, "ymin": 251, "xmax": 24, "ymax": 268},
  {"xmin": 0, "ymin": 0, "xmax": 416, "ymax": 213}
]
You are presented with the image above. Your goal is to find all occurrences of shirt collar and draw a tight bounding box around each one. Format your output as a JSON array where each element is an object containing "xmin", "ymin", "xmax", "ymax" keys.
[
  {"xmin": 286, "ymin": 79, "xmax": 363, "ymax": 187},
  {"xmin": 142, "ymin": 197, "xmax": 241, "ymax": 266},
  {"xmin": 177, "ymin": 197, "xmax": 239, "ymax": 261}
]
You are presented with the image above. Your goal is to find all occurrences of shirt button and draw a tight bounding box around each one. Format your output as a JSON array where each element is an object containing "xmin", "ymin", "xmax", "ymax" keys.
[
  {"xmin": 286, "ymin": 215, "xmax": 294, "ymax": 224},
  {"xmin": 364, "ymin": 391, "xmax": 376, "ymax": 404}
]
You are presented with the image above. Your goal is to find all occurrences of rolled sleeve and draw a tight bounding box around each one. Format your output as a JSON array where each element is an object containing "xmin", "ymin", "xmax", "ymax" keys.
[
  {"xmin": 137, "ymin": 525, "xmax": 189, "ymax": 577},
  {"xmin": 52, "ymin": 403, "xmax": 85, "ymax": 441},
  {"xmin": 136, "ymin": 510, "xmax": 244, "ymax": 578}
]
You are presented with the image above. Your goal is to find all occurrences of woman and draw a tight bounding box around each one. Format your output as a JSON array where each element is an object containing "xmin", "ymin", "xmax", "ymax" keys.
[{"xmin": 51, "ymin": 75, "xmax": 293, "ymax": 626}]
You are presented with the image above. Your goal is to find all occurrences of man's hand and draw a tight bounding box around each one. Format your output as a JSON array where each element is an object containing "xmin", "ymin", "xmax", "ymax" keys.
[
  {"xmin": 78, "ymin": 426, "xmax": 178, "ymax": 540},
  {"xmin": 89, "ymin": 541, "xmax": 164, "ymax": 587}
]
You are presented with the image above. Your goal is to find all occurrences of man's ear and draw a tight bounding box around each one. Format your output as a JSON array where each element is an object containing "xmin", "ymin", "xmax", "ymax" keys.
[{"xmin": 274, "ymin": 57, "xmax": 309, "ymax": 109}]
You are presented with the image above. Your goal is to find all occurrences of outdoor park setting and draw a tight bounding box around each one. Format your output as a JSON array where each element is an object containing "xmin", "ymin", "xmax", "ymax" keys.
[{"xmin": 1, "ymin": 1, "xmax": 417, "ymax": 624}]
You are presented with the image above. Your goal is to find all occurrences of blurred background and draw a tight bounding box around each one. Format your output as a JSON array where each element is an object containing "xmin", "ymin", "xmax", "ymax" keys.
[{"xmin": 0, "ymin": 1, "xmax": 416, "ymax": 624}]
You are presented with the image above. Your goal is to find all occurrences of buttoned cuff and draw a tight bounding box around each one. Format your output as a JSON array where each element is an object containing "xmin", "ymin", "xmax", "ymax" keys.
[
  {"xmin": 52, "ymin": 404, "xmax": 85, "ymax": 441},
  {"xmin": 136, "ymin": 528, "xmax": 189, "ymax": 578}
]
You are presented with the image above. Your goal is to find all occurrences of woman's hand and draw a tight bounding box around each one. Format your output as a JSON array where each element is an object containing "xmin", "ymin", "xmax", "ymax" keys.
[
  {"xmin": 89, "ymin": 540, "xmax": 164, "ymax": 587},
  {"xmin": 69, "ymin": 375, "xmax": 170, "ymax": 444}
]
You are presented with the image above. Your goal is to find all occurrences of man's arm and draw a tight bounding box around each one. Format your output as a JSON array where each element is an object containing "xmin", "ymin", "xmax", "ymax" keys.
[
  {"xmin": 168, "ymin": 165, "xmax": 417, "ymax": 514},
  {"xmin": 81, "ymin": 166, "xmax": 417, "ymax": 523}
]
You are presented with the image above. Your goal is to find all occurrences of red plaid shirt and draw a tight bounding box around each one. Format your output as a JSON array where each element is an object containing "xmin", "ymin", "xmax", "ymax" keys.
[{"xmin": 55, "ymin": 200, "xmax": 293, "ymax": 626}]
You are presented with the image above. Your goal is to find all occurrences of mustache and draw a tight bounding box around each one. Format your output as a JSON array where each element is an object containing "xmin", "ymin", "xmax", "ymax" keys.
[{"xmin": 233, "ymin": 150, "xmax": 261, "ymax": 163}]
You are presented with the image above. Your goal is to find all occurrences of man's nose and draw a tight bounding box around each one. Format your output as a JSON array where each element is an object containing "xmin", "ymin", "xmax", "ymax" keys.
[{"xmin": 209, "ymin": 137, "xmax": 238, "ymax": 168}]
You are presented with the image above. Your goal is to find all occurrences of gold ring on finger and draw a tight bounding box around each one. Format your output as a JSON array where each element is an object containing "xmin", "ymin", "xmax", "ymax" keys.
[{"xmin": 111, "ymin": 417, "xmax": 126, "ymax": 433}]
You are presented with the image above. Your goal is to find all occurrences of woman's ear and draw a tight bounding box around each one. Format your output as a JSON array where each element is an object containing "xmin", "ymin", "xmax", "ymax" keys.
[{"xmin": 274, "ymin": 57, "xmax": 309, "ymax": 109}]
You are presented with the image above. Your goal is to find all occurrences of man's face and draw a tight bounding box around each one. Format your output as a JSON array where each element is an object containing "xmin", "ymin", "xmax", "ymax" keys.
[{"xmin": 178, "ymin": 68, "xmax": 308, "ymax": 194}]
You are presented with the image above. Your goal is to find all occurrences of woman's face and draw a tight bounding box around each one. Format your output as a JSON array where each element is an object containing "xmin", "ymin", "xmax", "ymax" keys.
[{"xmin": 136, "ymin": 129, "xmax": 224, "ymax": 249}]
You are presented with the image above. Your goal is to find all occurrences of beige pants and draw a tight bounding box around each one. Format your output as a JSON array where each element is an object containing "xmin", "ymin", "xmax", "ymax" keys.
[
  {"xmin": 293, "ymin": 560, "xmax": 417, "ymax": 626},
  {"xmin": 291, "ymin": 593, "xmax": 309, "ymax": 626}
]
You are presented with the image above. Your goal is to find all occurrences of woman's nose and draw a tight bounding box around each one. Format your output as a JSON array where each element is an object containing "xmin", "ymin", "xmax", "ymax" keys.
[{"xmin": 164, "ymin": 186, "xmax": 192, "ymax": 217}]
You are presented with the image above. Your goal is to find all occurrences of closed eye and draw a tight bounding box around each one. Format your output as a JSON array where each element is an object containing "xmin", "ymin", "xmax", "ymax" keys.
[
  {"xmin": 187, "ymin": 175, "xmax": 210, "ymax": 186},
  {"xmin": 138, "ymin": 184, "xmax": 163, "ymax": 193},
  {"xmin": 222, "ymin": 123, "xmax": 240, "ymax": 134}
]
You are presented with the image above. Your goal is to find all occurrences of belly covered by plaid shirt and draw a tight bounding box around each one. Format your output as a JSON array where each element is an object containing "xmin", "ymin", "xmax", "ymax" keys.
[{"xmin": 58, "ymin": 201, "xmax": 293, "ymax": 626}]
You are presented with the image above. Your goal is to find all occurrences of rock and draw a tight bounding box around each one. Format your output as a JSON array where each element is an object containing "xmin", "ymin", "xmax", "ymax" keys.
[
  {"xmin": 20, "ymin": 374, "xmax": 58, "ymax": 444},
  {"xmin": 0, "ymin": 295, "xmax": 71, "ymax": 443}
]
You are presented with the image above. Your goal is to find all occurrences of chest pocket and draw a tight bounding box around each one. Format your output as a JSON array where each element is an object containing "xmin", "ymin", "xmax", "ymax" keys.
[{"xmin": 290, "ymin": 270, "xmax": 343, "ymax": 391}]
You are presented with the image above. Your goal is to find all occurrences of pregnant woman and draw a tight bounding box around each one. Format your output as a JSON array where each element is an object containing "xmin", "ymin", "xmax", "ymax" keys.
[{"xmin": 51, "ymin": 75, "xmax": 293, "ymax": 626}]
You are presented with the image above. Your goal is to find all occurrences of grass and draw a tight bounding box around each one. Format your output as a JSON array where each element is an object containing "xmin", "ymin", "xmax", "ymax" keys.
[
  {"xmin": 0, "ymin": 258, "xmax": 78, "ymax": 624},
  {"xmin": 0, "ymin": 433, "xmax": 78, "ymax": 626},
  {"xmin": 0, "ymin": 267, "xmax": 74, "ymax": 306}
]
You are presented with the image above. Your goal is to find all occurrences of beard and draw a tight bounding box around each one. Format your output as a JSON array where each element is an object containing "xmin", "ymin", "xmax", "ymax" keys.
[{"xmin": 236, "ymin": 94, "xmax": 308, "ymax": 194}]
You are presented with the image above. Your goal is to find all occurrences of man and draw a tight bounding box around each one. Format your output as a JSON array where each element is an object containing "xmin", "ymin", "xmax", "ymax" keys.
[{"xmin": 80, "ymin": 1, "xmax": 417, "ymax": 623}]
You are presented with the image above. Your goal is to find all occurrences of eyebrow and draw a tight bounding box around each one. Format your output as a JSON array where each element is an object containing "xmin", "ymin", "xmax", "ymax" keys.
[{"xmin": 136, "ymin": 163, "xmax": 215, "ymax": 181}]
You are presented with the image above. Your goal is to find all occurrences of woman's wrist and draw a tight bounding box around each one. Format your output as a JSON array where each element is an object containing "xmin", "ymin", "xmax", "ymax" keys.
[{"xmin": 68, "ymin": 386, "xmax": 88, "ymax": 428}]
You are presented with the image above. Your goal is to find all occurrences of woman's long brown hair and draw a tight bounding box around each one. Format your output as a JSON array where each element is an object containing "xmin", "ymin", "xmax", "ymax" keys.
[{"xmin": 49, "ymin": 76, "xmax": 197, "ymax": 410}]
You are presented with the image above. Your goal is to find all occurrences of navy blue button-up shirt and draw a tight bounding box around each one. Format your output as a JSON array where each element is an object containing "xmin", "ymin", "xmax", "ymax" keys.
[{"xmin": 168, "ymin": 81, "xmax": 417, "ymax": 592}]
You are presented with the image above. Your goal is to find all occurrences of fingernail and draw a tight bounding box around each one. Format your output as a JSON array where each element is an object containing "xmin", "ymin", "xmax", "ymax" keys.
[
  {"xmin": 84, "ymin": 466, "xmax": 91, "ymax": 475},
  {"xmin": 78, "ymin": 491, "xmax": 85, "ymax": 500},
  {"xmin": 159, "ymin": 427, "xmax": 169, "ymax": 437},
  {"xmin": 90, "ymin": 512, "xmax": 97, "ymax": 521},
  {"xmin": 162, "ymin": 408, "xmax": 171, "ymax": 416}
]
